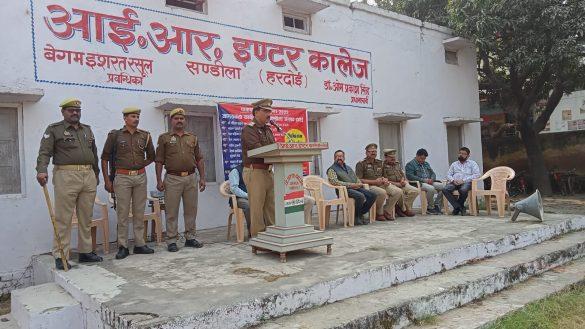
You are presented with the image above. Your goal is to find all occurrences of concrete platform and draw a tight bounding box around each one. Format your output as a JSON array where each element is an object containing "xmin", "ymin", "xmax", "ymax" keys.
[
  {"xmin": 32, "ymin": 213, "xmax": 585, "ymax": 329},
  {"xmin": 11, "ymin": 283, "xmax": 82, "ymax": 329},
  {"xmin": 0, "ymin": 314, "xmax": 18, "ymax": 329}
]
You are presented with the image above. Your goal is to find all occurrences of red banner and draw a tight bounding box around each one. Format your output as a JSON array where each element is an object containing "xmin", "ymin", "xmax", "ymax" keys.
[{"xmin": 218, "ymin": 103, "xmax": 309, "ymax": 179}]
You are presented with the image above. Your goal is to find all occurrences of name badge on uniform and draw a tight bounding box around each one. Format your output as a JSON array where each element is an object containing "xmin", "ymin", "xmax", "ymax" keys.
[
  {"xmin": 63, "ymin": 131, "xmax": 71, "ymax": 136},
  {"xmin": 170, "ymin": 136, "xmax": 177, "ymax": 144}
]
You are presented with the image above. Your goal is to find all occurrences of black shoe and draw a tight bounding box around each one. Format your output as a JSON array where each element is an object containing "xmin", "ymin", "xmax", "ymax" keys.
[
  {"xmin": 115, "ymin": 246, "xmax": 130, "ymax": 259},
  {"xmin": 427, "ymin": 208, "xmax": 438, "ymax": 215},
  {"xmin": 354, "ymin": 217, "xmax": 364, "ymax": 225},
  {"xmin": 460, "ymin": 207, "xmax": 467, "ymax": 216},
  {"xmin": 133, "ymin": 245, "xmax": 154, "ymax": 254},
  {"xmin": 184, "ymin": 239, "xmax": 203, "ymax": 248},
  {"xmin": 452, "ymin": 207, "xmax": 461, "ymax": 216},
  {"xmin": 167, "ymin": 243, "xmax": 179, "ymax": 252},
  {"xmin": 433, "ymin": 205, "xmax": 443, "ymax": 215},
  {"xmin": 78, "ymin": 252, "xmax": 103, "ymax": 263},
  {"xmin": 55, "ymin": 258, "xmax": 72, "ymax": 270}
]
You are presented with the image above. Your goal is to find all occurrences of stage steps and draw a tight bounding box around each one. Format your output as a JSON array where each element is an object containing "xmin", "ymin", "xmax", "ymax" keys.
[
  {"xmin": 256, "ymin": 231, "xmax": 585, "ymax": 328},
  {"xmin": 410, "ymin": 258, "xmax": 585, "ymax": 329}
]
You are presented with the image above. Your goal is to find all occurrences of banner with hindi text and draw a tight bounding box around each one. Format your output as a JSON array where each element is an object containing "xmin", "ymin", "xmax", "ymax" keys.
[{"xmin": 218, "ymin": 103, "xmax": 309, "ymax": 180}]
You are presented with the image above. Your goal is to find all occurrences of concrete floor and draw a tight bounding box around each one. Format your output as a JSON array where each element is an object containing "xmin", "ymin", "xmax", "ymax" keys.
[{"xmin": 47, "ymin": 212, "xmax": 581, "ymax": 324}]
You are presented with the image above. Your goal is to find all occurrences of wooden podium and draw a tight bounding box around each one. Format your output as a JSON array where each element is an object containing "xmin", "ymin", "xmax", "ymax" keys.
[{"xmin": 248, "ymin": 142, "xmax": 333, "ymax": 262}]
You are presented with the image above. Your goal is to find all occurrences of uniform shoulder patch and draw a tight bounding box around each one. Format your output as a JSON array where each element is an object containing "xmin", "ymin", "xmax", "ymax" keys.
[{"xmin": 48, "ymin": 121, "xmax": 61, "ymax": 127}]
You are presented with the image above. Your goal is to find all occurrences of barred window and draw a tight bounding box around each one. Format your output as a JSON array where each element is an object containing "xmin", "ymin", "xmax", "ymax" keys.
[{"xmin": 0, "ymin": 107, "xmax": 21, "ymax": 195}]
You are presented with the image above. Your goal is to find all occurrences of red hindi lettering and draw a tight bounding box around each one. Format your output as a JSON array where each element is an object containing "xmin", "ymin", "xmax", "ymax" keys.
[
  {"xmin": 106, "ymin": 8, "xmax": 140, "ymax": 53},
  {"xmin": 147, "ymin": 22, "xmax": 179, "ymax": 54},
  {"xmin": 308, "ymin": 50, "xmax": 334, "ymax": 73},
  {"xmin": 44, "ymin": 5, "xmax": 91, "ymax": 41},
  {"xmin": 232, "ymin": 37, "xmax": 251, "ymax": 66},
  {"xmin": 336, "ymin": 48, "xmax": 354, "ymax": 77}
]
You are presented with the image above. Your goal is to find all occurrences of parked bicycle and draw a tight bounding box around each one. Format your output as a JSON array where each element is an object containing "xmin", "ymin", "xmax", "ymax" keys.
[{"xmin": 508, "ymin": 170, "xmax": 528, "ymax": 197}]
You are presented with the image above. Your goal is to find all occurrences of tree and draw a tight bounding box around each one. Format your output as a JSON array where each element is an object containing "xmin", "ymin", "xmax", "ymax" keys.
[
  {"xmin": 376, "ymin": 0, "xmax": 585, "ymax": 195},
  {"xmin": 376, "ymin": 0, "xmax": 449, "ymax": 26},
  {"xmin": 447, "ymin": 0, "xmax": 585, "ymax": 195}
]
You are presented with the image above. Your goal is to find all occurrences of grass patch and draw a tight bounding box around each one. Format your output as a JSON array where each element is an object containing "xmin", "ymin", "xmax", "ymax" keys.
[
  {"xmin": 412, "ymin": 314, "xmax": 438, "ymax": 326},
  {"xmin": 486, "ymin": 283, "xmax": 585, "ymax": 329}
]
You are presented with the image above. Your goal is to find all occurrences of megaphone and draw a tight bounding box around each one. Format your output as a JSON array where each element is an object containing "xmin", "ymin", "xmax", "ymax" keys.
[{"xmin": 510, "ymin": 190, "xmax": 543, "ymax": 222}]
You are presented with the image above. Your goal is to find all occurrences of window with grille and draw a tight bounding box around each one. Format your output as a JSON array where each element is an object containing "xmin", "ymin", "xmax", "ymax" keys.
[
  {"xmin": 445, "ymin": 50, "xmax": 458, "ymax": 65},
  {"xmin": 308, "ymin": 120, "xmax": 321, "ymax": 175},
  {"xmin": 283, "ymin": 12, "xmax": 310, "ymax": 34},
  {"xmin": 166, "ymin": 0, "xmax": 206, "ymax": 13},
  {"xmin": 0, "ymin": 107, "xmax": 21, "ymax": 195},
  {"xmin": 379, "ymin": 122, "xmax": 403, "ymax": 164}
]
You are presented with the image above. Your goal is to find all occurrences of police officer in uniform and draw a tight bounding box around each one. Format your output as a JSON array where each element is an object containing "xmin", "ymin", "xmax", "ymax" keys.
[
  {"xmin": 155, "ymin": 108, "xmax": 206, "ymax": 252},
  {"xmin": 241, "ymin": 99, "xmax": 276, "ymax": 236},
  {"xmin": 382, "ymin": 149, "xmax": 419, "ymax": 217},
  {"xmin": 355, "ymin": 143, "xmax": 397, "ymax": 221},
  {"xmin": 101, "ymin": 107, "xmax": 156, "ymax": 259},
  {"xmin": 36, "ymin": 98, "xmax": 103, "ymax": 270}
]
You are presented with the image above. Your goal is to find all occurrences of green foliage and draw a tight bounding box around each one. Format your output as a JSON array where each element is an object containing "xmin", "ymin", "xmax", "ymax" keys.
[
  {"xmin": 372, "ymin": 0, "xmax": 585, "ymax": 193},
  {"xmin": 376, "ymin": 0, "xmax": 450, "ymax": 26},
  {"xmin": 448, "ymin": 0, "xmax": 585, "ymax": 127}
]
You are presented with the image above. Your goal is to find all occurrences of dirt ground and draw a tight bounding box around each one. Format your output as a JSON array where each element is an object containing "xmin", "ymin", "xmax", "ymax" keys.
[{"xmin": 541, "ymin": 194, "xmax": 585, "ymax": 215}]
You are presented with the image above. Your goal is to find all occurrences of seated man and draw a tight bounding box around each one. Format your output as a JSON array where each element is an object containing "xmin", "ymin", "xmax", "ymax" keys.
[
  {"xmin": 228, "ymin": 164, "xmax": 251, "ymax": 235},
  {"xmin": 382, "ymin": 149, "xmax": 418, "ymax": 217},
  {"xmin": 327, "ymin": 149, "xmax": 376, "ymax": 225},
  {"xmin": 355, "ymin": 143, "xmax": 399, "ymax": 221},
  {"xmin": 303, "ymin": 194, "xmax": 316, "ymax": 225},
  {"xmin": 229, "ymin": 164, "xmax": 316, "ymax": 232},
  {"xmin": 405, "ymin": 148, "xmax": 445, "ymax": 214},
  {"xmin": 443, "ymin": 147, "xmax": 481, "ymax": 216}
]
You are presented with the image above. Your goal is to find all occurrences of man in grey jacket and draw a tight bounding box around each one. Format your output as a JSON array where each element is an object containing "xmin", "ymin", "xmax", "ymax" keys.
[{"xmin": 405, "ymin": 148, "xmax": 444, "ymax": 214}]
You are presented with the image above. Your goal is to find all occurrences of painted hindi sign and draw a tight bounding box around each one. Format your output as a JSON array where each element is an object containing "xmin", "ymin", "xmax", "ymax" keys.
[
  {"xmin": 217, "ymin": 103, "xmax": 309, "ymax": 180},
  {"xmin": 31, "ymin": 0, "xmax": 373, "ymax": 108}
]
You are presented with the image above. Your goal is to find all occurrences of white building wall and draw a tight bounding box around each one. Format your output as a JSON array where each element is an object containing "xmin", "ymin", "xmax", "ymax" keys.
[
  {"xmin": 544, "ymin": 90, "xmax": 585, "ymax": 133},
  {"xmin": 0, "ymin": 0, "xmax": 482, "ymax": 284}
]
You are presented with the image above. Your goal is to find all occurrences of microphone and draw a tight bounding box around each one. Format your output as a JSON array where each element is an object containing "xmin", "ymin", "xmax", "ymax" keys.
[{"xmin": 269, "ymin": 119, "xmax": 283, "ymax": 133}]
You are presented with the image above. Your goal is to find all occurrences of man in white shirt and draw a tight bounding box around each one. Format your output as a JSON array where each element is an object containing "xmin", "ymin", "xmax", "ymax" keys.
[
  {"xmin": 444, "ymin": 147, "xmax": 481, "ymax": 216},
  {"xmin": 228, "ymin": 165, "xmax": 316, "ymax": 234}
]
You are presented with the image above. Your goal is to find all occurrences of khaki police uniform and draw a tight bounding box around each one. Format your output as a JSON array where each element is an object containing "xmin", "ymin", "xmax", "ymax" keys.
[
  {"xmin": 36, "ymin": 99, "xmax": 99, "ymax": 259},
  {"xmin": 241, "ymin": 99, "xmax": 276, "ymax": 236},
  {"xmin": 155, "ymin": 113, "xmax": 203, "ymax": 245},
  {"xmin": 101, "ymin": 109, "xmax": 155, "ymax": 248},
  {"xmin": 382, "ymin": 152, "xmax": 419, "ymax": 212},
  {"xmin": 355, "ymin": 158, "xmax": 402, "ymax": 216}
]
